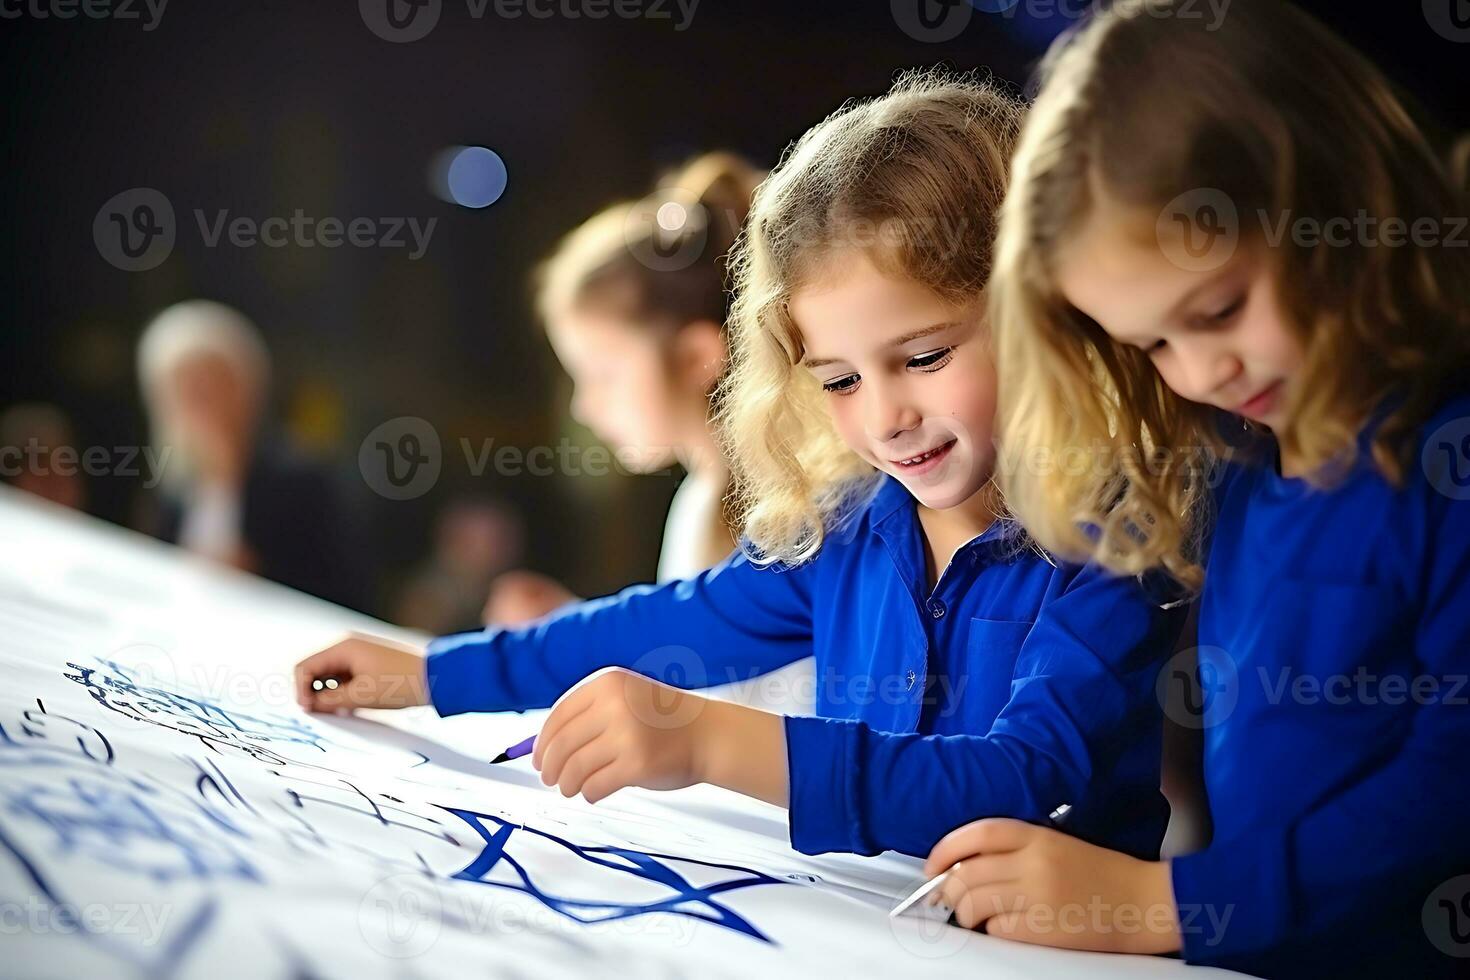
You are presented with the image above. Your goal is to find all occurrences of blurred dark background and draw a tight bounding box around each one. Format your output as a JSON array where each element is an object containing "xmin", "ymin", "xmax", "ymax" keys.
[{"xmin": 2, "ymin": 0, "xmax": 1465, "ymax": 624}]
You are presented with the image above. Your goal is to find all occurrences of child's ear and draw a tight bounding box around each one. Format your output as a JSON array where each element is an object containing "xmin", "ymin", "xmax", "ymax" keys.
[{"xmin": 672, "ymin": 319, "xmax": 728, "ymax": 392}]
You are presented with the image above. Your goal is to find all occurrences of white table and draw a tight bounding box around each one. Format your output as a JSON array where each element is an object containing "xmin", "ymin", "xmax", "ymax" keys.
[{"xmin": 0, "ymin": 486, "xmax": 1242, "ymax": 978}]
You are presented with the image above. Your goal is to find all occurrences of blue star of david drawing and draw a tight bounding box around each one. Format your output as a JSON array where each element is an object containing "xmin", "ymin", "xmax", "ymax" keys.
[{"xmin": 439, "ymin": 805, "xmax": 786, "ymax": 943}]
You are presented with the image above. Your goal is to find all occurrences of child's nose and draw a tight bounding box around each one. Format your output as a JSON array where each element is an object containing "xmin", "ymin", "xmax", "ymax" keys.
[
  {"xmin": 864, "ymin": 388, "xmax": 922, "ymax": 444},
  {"xmin": 1182, "ymin": 346, "xmax": 1243, "ymax": 403}
]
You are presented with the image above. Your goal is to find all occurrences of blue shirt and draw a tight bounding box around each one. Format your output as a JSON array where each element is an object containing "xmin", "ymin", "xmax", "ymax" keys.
[
  {"xmin": 426, "ymin": 474, "xmax": 1177, "ymax": 859},
  {"xmin": 1173, "ymin": 395, "xmax": 1470, "ymax": 977}
]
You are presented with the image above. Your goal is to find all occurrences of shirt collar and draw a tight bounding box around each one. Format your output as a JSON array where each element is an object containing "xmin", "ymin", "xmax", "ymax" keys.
[{"xmin": 868, "ymin": 473, "xmax": 1012, "ymax": 553}]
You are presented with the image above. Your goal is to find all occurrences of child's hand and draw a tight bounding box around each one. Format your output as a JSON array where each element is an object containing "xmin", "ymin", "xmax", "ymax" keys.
[
  {"xmin": 923, "ymin": 818, "xmax": 1181, "ymax": 955},
  {"xmin": 532, "ymin": 666, "xmax": 712, "ymax": 804},
  {"xmin": 294, "ymin": 632, "xmax": 430, "ymax": 712},
  {"xmin": 482, "ymin": 569, "xmax": 578, "ymax": 626}
]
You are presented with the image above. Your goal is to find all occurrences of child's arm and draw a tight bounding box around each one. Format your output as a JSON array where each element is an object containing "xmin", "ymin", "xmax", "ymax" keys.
[
  {"xmin": 526, "ymin": 564, "xmax": 1170, "ymax": 858},
  {"xmin": 426, "ymin": 550, "xmax": 815, "ymax": 716},
  {"xmin": 295, "ymin": 548, "xmax": 817, "ymax": 715},
  {"xmin": 771, "ymin": 565, "xmax": 1173, "ymax": 858}
]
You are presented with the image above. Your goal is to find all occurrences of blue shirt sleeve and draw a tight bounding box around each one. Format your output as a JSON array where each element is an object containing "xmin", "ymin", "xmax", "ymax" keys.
[
  {"xmin": 784, "ymin": 563, "xmax": 1169, "ymax": 857},
  {"xmin": 1171, "ymin": 481, "xmax": 1470, "ymax": 966},
  {"xmin": 424, "ymin": 549, "xmax": 816, "ymax": 715}
]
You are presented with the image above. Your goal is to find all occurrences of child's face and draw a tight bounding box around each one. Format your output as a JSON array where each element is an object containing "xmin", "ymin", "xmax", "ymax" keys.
[
  {"xmin": 1055, "ymin": 199, "xmax": 1304, "ymax": 431},
  {"xmin": 790, "ymin": 250, "xmax": 997, "ymax": 511},
  {"xmin": 546, "ymin": 309, "xmax": 683, "ymax": 473}
]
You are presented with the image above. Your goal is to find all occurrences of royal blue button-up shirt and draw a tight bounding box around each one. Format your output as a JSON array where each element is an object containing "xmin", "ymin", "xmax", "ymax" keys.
[
  {"xmin": 427, "ymin": 475, "xmax": 1176, "ymax": 859},
  {"xmin": 1170, "ymin": 395, "xmax": 1470, "ymax": 977}
]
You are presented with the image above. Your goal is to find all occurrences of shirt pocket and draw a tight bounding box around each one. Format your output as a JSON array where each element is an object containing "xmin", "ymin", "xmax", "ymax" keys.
[{"xmin": 955, "ymin": 618, "xmax": 1035, "ymax": 731}]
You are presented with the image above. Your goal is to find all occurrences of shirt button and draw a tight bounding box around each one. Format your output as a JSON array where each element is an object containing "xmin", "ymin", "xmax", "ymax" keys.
[{"xmin": 928, "ymin": 598, "xmax": 946, "ymax": 619}]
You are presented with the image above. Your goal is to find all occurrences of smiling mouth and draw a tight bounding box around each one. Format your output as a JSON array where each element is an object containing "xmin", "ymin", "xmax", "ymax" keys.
[
  {"xmin": 891, "ymin": 439, "xmax": 957, "ymax": 468},
  {"xmin": 1235, "ymin": 381, "xmax": 1282, "ymax": 418}
]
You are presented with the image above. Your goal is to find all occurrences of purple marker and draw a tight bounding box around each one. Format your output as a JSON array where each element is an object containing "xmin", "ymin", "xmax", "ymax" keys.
[{"xmin": 491, "ymin": 734, "xmax": 536, "ymax": 765}]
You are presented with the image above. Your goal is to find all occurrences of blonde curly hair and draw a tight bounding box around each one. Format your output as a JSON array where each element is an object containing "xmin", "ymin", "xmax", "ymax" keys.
[{"xmin": 718, "ymin": 68, "xmax": 1026, "ymax": 566}]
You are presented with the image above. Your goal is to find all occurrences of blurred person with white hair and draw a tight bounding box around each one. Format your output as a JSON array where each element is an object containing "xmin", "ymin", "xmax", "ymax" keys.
[{"xmin": 137, "ymin": 299, "xmax": 368, "ymax": 610}]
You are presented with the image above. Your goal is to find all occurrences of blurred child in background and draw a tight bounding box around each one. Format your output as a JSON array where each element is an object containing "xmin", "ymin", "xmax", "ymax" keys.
[{"xmin": 484, "ymin": 152, "xmax": 763, "ymax": 626}]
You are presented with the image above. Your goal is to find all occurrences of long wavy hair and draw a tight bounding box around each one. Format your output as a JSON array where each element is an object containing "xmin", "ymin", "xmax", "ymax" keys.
[
  {"xmin": 719, "ymin": 69, "xmax": 1026, "ymax": 566},
  {"xmin": 993, "ymin": 0, "xmax": 1470, "ymax": 587}
]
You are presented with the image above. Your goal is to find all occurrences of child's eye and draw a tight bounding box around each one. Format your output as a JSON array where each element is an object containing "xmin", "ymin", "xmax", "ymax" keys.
[
  {"xmin": 822, "ymin": 373, "xmax": 860, "ymax": 395},
  {"xmin": 1203, "ymin": 294, "xmax": 1245, "ymax": 325},
  {"xmin": 908, "ymin": 347, "xmax": 954, "ymax": 371}
]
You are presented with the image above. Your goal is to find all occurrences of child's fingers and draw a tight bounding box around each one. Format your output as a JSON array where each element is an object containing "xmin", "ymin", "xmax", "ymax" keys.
[
  {"xmin": 532, "ymin": 689, "xmax": 596, "ymax": 770},
  {"xmin": 537, "ymin": 709, "xmax": 609, "ymax": 786},
  {"xmin": 554, "ymin": 735, "xmax": 619, "ymax": 799},
  {"xmin": 947, "ymin": 880, "xmax": 1023, "ymax": 931},
  {"xmin": 294, "ymin": 644, "xmax": 355, "ymax": 710},
  {"xmin": 978, "ymin": 910, "xmax": 1027, "ymax": 940},
  {"xmin": 928, "ymin": 852, "xmax": 1022, "ymax": 906},
  {"xmin": 933, "ymin": 860, "xmax": 1016, "ymax": 915},
  {"xmin": 925, "ymin": 817, "xmax": 1032, "ymax": 877},
  {"xmin": 578, "ymin": 758, "xmax": 631, "ymax": 805}
]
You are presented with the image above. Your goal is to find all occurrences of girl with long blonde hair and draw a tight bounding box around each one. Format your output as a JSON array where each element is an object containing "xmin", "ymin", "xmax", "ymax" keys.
[{"xmin": 923, "ymin": 3, "xmax": 1470, "ymax": 976}]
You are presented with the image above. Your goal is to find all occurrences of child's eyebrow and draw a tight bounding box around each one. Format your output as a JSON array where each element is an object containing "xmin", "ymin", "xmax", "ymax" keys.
[
  {"xmin": 1161, "ymin": 270, "xmax": 1234, "ymax": 324},
  {"xmin": 889, "ymin": 321, "xmax": 962, "ymax": 347},
  {"xmin": 800, "ymin": 321, "xmax": 962, "ymax": 369}
]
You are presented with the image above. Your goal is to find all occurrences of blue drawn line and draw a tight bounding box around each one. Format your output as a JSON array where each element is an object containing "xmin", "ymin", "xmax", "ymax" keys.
[
  {"xmin": 0, "ymin": 816, "xmax": 219, "ymax": 978},
  {"xmin": 439, "ymin": 805, "xmax": 785, "ymax": 943},
  {"xmin": 62, "ymin": 658, "xmax": 430, "ymax": 772},
  {"xmin": 64, "ymin": 659, "xmax": 328, "ymax": 766}
]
